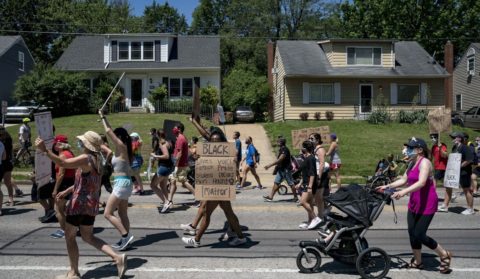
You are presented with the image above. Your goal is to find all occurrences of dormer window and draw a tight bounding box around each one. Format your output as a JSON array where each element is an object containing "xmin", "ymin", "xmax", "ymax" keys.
[
  {"xmin": 347, "ymin": 47, "xmax": 381, "ymax": 65},
  {"xmin": 467, "ymin": 48, "xmax": 475, "ymax": 75},
  {"xmin": 117, "ymin": 41, "xmax": 155, "ymax": 61},
  {"xmin": 18, "ymin": 51, "xmax": 25, "ymax": 71}
]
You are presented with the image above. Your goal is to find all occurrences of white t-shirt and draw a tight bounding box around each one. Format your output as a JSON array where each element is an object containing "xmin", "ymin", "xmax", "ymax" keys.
[{"xmin": 19, "ymin": 124, "xmax": 31, "ymax": 142}]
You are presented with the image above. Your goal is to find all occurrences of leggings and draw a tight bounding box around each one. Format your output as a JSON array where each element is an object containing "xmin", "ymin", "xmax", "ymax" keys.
[{"xmin": 407, "ymin": 210, "xmax": 438, "ymax": 250}]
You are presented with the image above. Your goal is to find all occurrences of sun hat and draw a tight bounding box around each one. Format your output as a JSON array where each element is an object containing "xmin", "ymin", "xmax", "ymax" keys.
[
  {"xmin": 54, "ymin": 134, "xmax": 68, "ymax": 144},
  {"xmin": 405, "ymin": 137, "xmax": 428, "ymax": 150},
  {"xmin": 76, "ymin": 131, "xmax": 102, "ymax": 152},
  {"xmin": 22, "ymin": 118, "xmax": 31, "ymax": 123}
]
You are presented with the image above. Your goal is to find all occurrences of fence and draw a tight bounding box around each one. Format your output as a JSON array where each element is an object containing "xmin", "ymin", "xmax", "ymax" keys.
[{"xmin": 107, "ymin": 100, "xmax": 214, "ymax": 119}]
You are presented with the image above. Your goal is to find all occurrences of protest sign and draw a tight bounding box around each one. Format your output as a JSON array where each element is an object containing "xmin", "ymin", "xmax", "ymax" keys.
[
  {"xmin": 195, "ymin": 142, "xmax": 236, "ymax": 201},
  {"xmin": 443, "ymin": 153, "xmax": 461, "ymax": 189},
  {"xmin": 34, "ymin": 112, "xmax": 54, "ymax": 187},
  {"xmin": 428, "ymin": 107, "xmax": 451, "ymax": 134},
  {"xmin": 291, "ymin": 126, "xmax": 330, "ymax": 149}
]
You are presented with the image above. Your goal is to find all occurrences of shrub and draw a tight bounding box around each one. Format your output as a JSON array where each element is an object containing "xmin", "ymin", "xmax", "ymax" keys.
[
  {"xmin": 299, "ymin": 112, "xmax": 309, "ymax": 121},
  {"xmin": 314, "ymin": 112, "xmax": 321, "ymax": 120},
  {"xmin": 200, "ymin": 85, "xmax": 219, "ymax": 105},
  {"xmin": 325, "ymin": 111, "xmax": 334, "ymax": 121},
  {"xmin": 367, "ymin": 110, "xmax": 391, "ymax": 124},
  {"xmin": 148, "ymin": 84, "xmax": 168, "ymax": 105},
  {"xmin": 263, "ymin": 111, "xmax": 270, "ymax": 122},
  {"xmin": 397, "ymin": 110, "xmax": 428, "ymax": 124}
]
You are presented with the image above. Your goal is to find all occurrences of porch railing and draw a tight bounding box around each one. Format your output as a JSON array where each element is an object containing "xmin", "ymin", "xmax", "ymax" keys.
[{"xmin": 106, "ymin": 100, "xmax": 214, "ymax": 119}]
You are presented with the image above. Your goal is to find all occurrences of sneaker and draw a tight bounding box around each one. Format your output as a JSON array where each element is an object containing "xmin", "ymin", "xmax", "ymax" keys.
[
  {"xmin": 161, "ymin": 201, "xmax": 172, "ymax": 213},
  {"xmin": 229, "ymin": 237, "xmax": 247, "ymax": 246},
  {"xmin": 180, "ymin": 223, "xmax": 196, "ymax": 236},
  {"xmin": 263, "ymin": 195, "xmax": 273, "ymax": 202},
  {"xmin": 40, "ymin": 210, "xmax": 57, "ymax": 223},
  {"xmin": 307, "ymin": 217, "xmax": 323, "ymax": 230},
  {"xmin": 254, "ymin": 185, "xmax": 264, "ymax": 190},
  {"xmin": 451, "ymin": 193, "xmax": 457, "ymax": 202},
  {"xmin": 298, "ymin": 222, "xmax": 308, "ymax": 229},
  {"xmin": 437, "ymin": 205, "xmax": 449, "ymax": 212},
  {"xmin": 111, "ymin": 239, "xmax": 123, "ymax": 249},
  {"xmin": 50, "ymin": 229, "xmax": 65, "ymax": 239},
  {"xmin": 15, "ymin": 189, "xmax": 24, "ymax": 197},
  {"xmin": 461, "ymin": 208, "xmax": 475, "ymax": 215},
  {"xmin": 115, "ymin": 234, "xmax": 134, "ymax": 251},
  {"xmin": 182, "ymin": 237, "xmax": 200, "ymax": 247},
  {"xmin": 236, "ymin": 185, "xmax": 242, "ymax": 190}
]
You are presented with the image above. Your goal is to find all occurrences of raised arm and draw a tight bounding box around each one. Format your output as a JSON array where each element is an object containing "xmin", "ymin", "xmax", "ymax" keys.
[
  {"xmin": 98, "ymin": 110, "xmax": 126, "ymax": 148},
  {"xmin": 190, "ymin": 116, "xmax": 211, "ymax": 140},
  {"xmin": 35, "ymin": 137, "xmax": 88, "ymax": 169}
]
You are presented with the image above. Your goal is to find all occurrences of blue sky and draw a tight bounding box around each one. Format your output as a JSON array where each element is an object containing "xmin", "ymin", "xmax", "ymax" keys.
[{"xmin": 131, "ymin": 0, "xmax": 200, "ymax": 24}]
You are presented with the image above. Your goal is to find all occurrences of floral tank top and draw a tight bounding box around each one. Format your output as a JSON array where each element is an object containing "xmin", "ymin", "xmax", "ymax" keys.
[{"xmin": 66, "ymin": 155, "xmax": 101, "ymax": 216}]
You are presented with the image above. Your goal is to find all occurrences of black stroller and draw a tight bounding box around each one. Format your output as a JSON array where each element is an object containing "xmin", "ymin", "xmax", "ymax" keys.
[{"xmin": 296, "ymin": 183, "xmax": 394, "ymax": 279}]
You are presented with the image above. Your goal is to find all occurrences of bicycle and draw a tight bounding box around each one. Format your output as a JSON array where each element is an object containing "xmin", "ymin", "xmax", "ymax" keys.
[{"xmin": 14, "ymin": 146, "xmax": 34, "ymax": 167}]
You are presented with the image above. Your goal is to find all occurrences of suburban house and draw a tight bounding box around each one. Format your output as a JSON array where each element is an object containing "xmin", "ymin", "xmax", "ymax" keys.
[
  {"xmin": 453, "ymin": 43, "xmax": 480, "ymax": 112},
  {"xmin": 55, "ymin": 34, "xmax": 220, "ymax": 110},
  {"xmin": 0, "ymin": 36, "xmax": 35, "ymax": 104},
  {"xmin": 267, "ymin": 39, "xmax": 451, "ymax": 121}
]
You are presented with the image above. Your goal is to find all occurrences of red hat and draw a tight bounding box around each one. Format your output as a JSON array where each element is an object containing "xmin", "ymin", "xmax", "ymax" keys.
[{"xmin": 54, "ymin": 134, "xmax": 68, "ymax": 144}]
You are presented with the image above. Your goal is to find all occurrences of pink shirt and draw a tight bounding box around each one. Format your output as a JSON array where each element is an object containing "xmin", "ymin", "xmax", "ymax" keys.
[
  {"xmin": 407, "ymin": 158, "xmax": 438, "ymax": 215},
  {"xmin": 174, "ymin": 134, "xmax": 189, "ymax": 167}
]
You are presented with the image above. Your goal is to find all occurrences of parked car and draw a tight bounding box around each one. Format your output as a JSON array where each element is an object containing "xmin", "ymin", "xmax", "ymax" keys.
[
  {"xmin": 4, "ymin": 100, "xmax": 51, "ymax": 123},
  {"xmin": 452, "ymin": 106, "xmax": 480, "ymax": 129},
  {"xmin": 234, "ymin": 106, "xmax": 255, "ymax": 123}
]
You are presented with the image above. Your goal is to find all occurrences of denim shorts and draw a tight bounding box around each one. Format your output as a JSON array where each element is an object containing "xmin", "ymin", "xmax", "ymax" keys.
[
  {"xmin": 274, "ymin": 169, "xmax": 294, "ymax": 186},
  {"xmin": 157, "ymin": 165, "xmax": 173, "ymax": 177},
  {"xmin": 112, "ymin": 176, "xmax": 133, "ymax": 200}
]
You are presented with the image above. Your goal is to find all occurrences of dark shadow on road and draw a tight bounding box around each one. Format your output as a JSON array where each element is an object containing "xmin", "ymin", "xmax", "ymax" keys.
[
  {"xmin": 130, "ymin": 230, "xmax": 179, "ymax": 248},
  {"xmin": 0, "ymin": 208, "xmax": 35, "ymax": 216},
  {"xmin": 82, "ymin": 257, "xmax": 147, "ymax": 279},
  {"xmin": 204, "ymin": 238, "xmax": 260, "ymax": 249}
]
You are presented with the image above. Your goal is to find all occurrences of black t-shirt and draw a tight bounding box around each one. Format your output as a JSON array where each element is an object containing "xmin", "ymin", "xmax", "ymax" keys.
[
  {"xmin": 277, "ymin": 146, "xmax": 292, "ymax": 170},
  {"xmin": 301, "ymin": 154, "xmax": 317, "ymax": 186},
  {"xmin": 452, "ymin": 144, "xmax": 473, "ymax": 175},
  {"xmin": 1, "ymin": 137, "xmax": 13, "ymax": 162}
]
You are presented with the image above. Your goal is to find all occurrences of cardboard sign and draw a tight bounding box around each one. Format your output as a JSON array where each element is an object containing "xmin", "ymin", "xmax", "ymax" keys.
[
  {"xmin": 291, "ymin": 126, "xmax": 330, "ymax": 149},
  {"xmin": 197, "ymin": 142, "xmax": 235, "ymax": 157},
  {"xmin": 443, "ymin": 153, "xmax": 461, "ymax": 189},
  {"xmin": 34, "ymin": 111, "xmax": 54, "ymax": 187},
  {"xmin": 195, "ymin": 142, "xmax": 236, "ymax": 201},
  {"xmin": 428, "ymin": 107, "xmax": 452, "ymax": 134}
]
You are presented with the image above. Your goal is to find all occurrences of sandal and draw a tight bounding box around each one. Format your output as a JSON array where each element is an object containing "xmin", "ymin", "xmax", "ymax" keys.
[
  {"xmin": 440, "ymin": 251, "xmax": 452, "ymax": 274},
  {"xmin": 402, "ymin": 257, "xmax": 424, "ymax": 269}
]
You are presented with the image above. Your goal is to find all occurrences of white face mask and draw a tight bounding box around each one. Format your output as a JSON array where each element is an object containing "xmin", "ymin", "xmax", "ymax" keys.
[{"xmin": 406, "ymin": 147, "xmax": 417, "ymax": 158}]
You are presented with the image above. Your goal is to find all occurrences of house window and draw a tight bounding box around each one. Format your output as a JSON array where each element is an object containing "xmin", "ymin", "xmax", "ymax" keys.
[
  {"xmin": 455, "ymin": 95, "xmax": 462, "ymax": 111},
  {"xmin": 467, "ymin": 48, "xmax": 475, "ymax": 74},
  {"xmin": 18, "ymin": 51, "xmax": 24, "ymax": 71},
  {"xmin": 347, "ymin": 47, "xmax": 381, "ymax": 65},
  {"xmin": 182, "ymin": 78, "xmax": 193, "ymax": 97},
  {"xmin": 118, "ymin": 41, "xmax": 155, "ymax": 61},
  {"xmin": 397, "ymin": 84, "xmax": 420, "ymax": 104},
  {"xmin": 169, "ymin": 78, "xmax": 181, "ymax": 97},
  {"xmin": 310, "ymin": 84, "xmax": 334, "ymax": 104},
  {"xmin": 119, "ymin": 42, "xmax": 129, "ymax": 60}
]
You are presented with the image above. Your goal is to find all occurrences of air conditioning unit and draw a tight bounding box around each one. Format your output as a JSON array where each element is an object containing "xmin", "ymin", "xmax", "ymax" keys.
[{"xmin": 468, "ymin": 69, "xmax": 475, "ymax": 76}]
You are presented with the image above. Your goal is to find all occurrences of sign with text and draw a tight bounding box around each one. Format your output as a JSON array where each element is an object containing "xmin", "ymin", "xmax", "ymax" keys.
[
  {"xmin": 428, "ymin": 107, "xmax": 452, "ymax": 134},
  {"xmin": 195, "ymin": 142, "xmax": 236, "ymax": 201},
  {"xmin": 34, "ymin": 111, "xmax": 54, "ymax": 187},
  {"xmin": 443, "ymin": 153, "xmax": 461, "ymax": 189},
  {"xmin": 291, "ymin": 126, "xmax": 330, "ymax": 149}
]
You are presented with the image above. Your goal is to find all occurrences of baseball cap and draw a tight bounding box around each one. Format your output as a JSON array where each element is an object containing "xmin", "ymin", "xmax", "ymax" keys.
[
  {"xmin": 449, "ymin": 131, "xmax": 465, "ymax": 139},
  {"xmin": 54, "ymin": 134, "xmax": 68, "ymax": 144},
  {"xmin": 405, "ymin": 137, "xmax": 428, "ymax": 150}
]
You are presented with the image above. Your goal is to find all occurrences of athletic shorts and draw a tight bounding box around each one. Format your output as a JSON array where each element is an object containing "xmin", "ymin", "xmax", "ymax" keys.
[
  {"xmin": 1, "ymin": 160, "xmax": 13, "ymax": 172},
  {"xmin": 157, "ymin": 165, "xmax": 173, "ymax": 177},
  {"xmin": 434, "ymin": 169, "xmax": 446, "ymax": 181},
  {"xmin": 112, "ymin": 176, "xmax": 133, "ymax": 200},
  {"xmin": 460, "ymin": 173, "xmax": 471, "ymax": 188},
  {"xmin": 66, "ymin": 214, "xmax": 95, "ymax": 226},
  {"xmin": 38, "ymin": 181, "xmax": 54, "ymax": 200},
  {"xmin": 172, "ymin": 167, "xmax": 189, "ymax": 183},
  {"xmin": 58, "ymin": 177, "xmax": 75, "ymax": 200},
  {"xmin": 274, "ymin": 169, "xmax": 294, "ymax": 186}
]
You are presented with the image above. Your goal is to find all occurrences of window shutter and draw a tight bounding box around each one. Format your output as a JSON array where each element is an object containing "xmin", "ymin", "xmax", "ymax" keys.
[
  {"xmin": 420, "ymin": 83, "xmax": 428, "ymax": 104},
  {"xmin": 390, "ymin": 83, "xmax": 397, "ymax": 105},
  {"xmin": 302, "ymin": 82, "xmax": 310, "ymax": 104},
  {"xmin": 162, "ymin": 77, "xmax": 169, "ymax": 92},
  {"xmin": 111, "ymin": 40, "xmax": 117, "ymax": 62},
  {"xmin": 334, "ymin": 83, "xmax": 341, "ymax": 104},
  {"xmin": 155, "ymin": 40, "xmax": 161, "ymax": 62}
]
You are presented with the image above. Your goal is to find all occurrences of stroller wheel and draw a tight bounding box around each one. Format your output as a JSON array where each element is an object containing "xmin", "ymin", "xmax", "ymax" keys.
[
  {"xmin": 356, "ymin": 247, "xmax": 390, "ymax": 279},
  {"xmin": 278, "ymin": 185, "xmax": 288, "ymax": 195},
  {"xmin": 296, "ymin": 248, "xmax": 322, "ymax": 273}
]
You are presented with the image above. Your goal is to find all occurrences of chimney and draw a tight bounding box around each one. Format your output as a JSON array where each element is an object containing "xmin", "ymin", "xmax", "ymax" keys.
[
  {"xmin": 444, "ymin": 41, "xmax": 453, "ymax": 109},
  {"xmin": 267, "ymin": 40, "xmax": 275, "ymax": 121}
]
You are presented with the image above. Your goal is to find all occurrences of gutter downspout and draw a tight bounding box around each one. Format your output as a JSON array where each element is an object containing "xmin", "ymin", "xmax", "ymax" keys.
[{"xmin": 283, "ymin": 76, "xmax": 286, "ymax": 122}]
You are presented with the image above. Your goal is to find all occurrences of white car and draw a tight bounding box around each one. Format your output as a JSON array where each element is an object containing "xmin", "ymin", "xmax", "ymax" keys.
[{"xmin": 4, "ymin": 100, "xmax": 50, "ymax": 122}]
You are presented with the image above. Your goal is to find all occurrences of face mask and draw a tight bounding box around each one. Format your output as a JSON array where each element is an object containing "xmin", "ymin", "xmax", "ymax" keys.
[
  {"xmin": 406, "ymin": 147, "xmax": 417, "ymax": 158},
  {"xmin": 77, "ymin": 140, "xmax": 84, "ymax": 150},
  {"xmin": 402, "ymin": 147, "xmax": 407, "ymax": 156},
  {"xmin": 430, "ymin": 137, "xmax": 437, "ymax": 143}
]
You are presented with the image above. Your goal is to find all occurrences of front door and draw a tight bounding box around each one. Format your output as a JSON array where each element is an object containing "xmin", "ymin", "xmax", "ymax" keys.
[
  {"xmin": 131, "ymin": 79, "xmax": 142, "ymax": 107},
  {"xmin": 360, "ymin": 84, "xmax": 373, "ymax": 113}
]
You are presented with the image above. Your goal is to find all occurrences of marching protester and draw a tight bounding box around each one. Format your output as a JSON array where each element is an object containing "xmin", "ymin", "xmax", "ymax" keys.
[
  {"xmin": 35, "ymin": 131, "xmax": 127, "ymax": 279},
  {"xmin": 99, "ymin": 110, "xmax": 135, "ymax": 250},
  {"xmin": 326, "ymin": 133, "xmax": 341, "ymax": 188},
  {"xmin": 263, "ymin": 136, "xmax": 297, "ymax": 202},
  {"xmin": 0, "ymin": 139, "xmax": 6, "ymax": 216},
  {"xmin": 182, "ymin": 118, "xmax": 246, "ymax": 247},
  {"xmin": 238, "ymin": 136, "xmax": 263, "ymax": 190},
  {"xmin": 162, "ymin": 122, "xmax": 195, "ymax": 213},
  {"xmin": 472, "ymin": 136, "xmax": 480, "ymax": 197},
  {"xmin": 379, "ymin": 137, "xmax": 452, "ymax": 274},
  {"xmin": 150, "ymin": 129, "xmax": 173, "ymax": 205},
  {"xmin": 438, "ymin": 132, "xmax": 475, "ymax": 215},
  {"xmin": 430, "ymin": 133, "xmax": 448, "ymax": 192},
  {"xmin": 310, "ymin": 133, "xmax": 330, "ymax": 221},
  {"xmin": 130, "ymin": 132, "xmax": 144, "ymax": 195},
  {"xmin": 15, "ymin": 117, "xmax": 31, "ymax": 163},
  {"xmin": 296, "ymin": 140, "xmax": 319, "ymax": 230},
  {"xmin": 49, "ymin": 135, "xmax": 76, "ymax": 239},
  {"xmin": 233, "ymin": 131, "xmax": 242, "ymax": 187},
  {"xmin": 0, "ymin": 127, "xmax": 18, "ymax": 206},
  {"xmin": 99, "ymin": 134, "xmax": 114, "ymax": 196}
]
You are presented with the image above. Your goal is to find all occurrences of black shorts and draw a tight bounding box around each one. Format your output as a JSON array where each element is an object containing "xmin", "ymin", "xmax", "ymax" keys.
[
  {"xmin": 460, "ymin": 174, "xmax": 471, "ymax": 188},
  {"xmin": 66, "ymin": 215, "xmax": 96, "ymax": 226},
  {"xmin": 0, "ymin": 164, "xmax": 4, "ymax": 181},
  {"xmin": 434, "ymin": 169, "xmax": 445, "ymax": 181},
  {"xmin": 59, "ymin": 177, "xmax": 75, "ymax": 192},
  {"xmin": 38, "ymin": 182, "xmax": 54, "ymax": 200},
  {"xmin": 1, "ymin": 160, "xmax": 13, "ymax": 172}
]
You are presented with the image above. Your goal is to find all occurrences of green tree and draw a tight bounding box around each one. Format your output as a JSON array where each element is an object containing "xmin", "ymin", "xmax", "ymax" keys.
[
  {"xmin": 200, "ymin": 85, "xmax": 219, "ymax": 105},
  {"xmin": 190, "ymin": 0, "xmax": 231, "ymax": 35},
  {"xmin": 14, "ymin": 64, "xmax": 90, "ymax": 116},
  {"xmin": 143, "ymin": 1, "xmax": 188, "ymax": 33}
]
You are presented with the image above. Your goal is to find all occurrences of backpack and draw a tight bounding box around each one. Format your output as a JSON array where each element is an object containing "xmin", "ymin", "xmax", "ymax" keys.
[
  {"xmin": 290, "ymin": 155, "xmax": 300, "ymax": 172},
  {"xmin": 254, "ymin": 148, "xmax": 260, "ymax": 164}
]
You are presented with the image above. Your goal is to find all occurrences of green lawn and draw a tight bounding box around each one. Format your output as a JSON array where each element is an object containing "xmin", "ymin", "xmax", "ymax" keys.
[
  {"xmin": 263, "ymin": 120, "xmax": 478, "ymax": 177},
  {"xmin": 6, "ymin": 112, "xmax": 211, "ymax": 172}
]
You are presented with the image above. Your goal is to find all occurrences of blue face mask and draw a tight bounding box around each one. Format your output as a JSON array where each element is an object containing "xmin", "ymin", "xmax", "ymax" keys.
[
  {"xmin": 406, "ymin": 147, "xmax": 417, "ymax": 158},
  {"xmin": 77, "ymin": 140, "xmax": 84, "ymax": 150}
]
